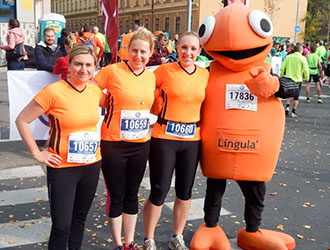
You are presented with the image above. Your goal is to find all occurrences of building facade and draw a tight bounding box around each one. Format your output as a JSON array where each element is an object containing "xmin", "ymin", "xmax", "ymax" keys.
[
  {"xmin": 0, "ymin": 0, "xmax": 51, "ymax": 66},
  {"xmin": 51, "ymin": 0, "xmax": 101, "ymax": 32},
  {"xmin": 56, "ymin": 0, "xmax": 308, "ymax": 42}
]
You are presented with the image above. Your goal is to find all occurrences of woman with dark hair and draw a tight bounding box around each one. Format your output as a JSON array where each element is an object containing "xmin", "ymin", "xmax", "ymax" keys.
[
  {"xmin": 0, "ymin": 18, "xmax": 28, "ymax": 70},
  {"xmin": 58, "ymin": 28, "xmax": 70, "ymax": 56}
]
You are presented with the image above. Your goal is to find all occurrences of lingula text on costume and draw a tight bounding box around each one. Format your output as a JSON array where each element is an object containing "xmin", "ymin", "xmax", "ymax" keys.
[{"xmin": 217, "ymin": 138, "xmax": 259, "ymax": 152}]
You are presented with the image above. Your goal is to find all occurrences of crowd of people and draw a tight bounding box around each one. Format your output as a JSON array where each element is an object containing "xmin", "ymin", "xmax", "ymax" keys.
[
  {"xmin": 1, "ymin": 17, "xmax": 327, "ymax": 250},
  {"xmin": 270, "ymin": 38, "xmax": 330, "ymax": 117}
]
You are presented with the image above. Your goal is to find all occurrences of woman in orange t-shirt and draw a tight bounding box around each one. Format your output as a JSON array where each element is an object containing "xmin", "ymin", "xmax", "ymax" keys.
[
  {"xmin": 16, "ymin": 45, "xmax": 105, "ymax": 250},
  {"xmin": 94, "ymin": 28, "xmax": 155, "ymax": 250},
  {"xmin": 142, "ymin": 32, "xmax": 209, "ymax": 249}
]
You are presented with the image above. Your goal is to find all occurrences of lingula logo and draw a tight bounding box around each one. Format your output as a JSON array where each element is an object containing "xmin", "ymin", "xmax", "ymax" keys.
[{"xmin": 218, "ymin": 138, "xmax": 259, "ymax": 151}]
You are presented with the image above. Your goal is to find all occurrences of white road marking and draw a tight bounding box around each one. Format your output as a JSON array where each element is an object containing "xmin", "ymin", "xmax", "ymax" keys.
[
  {"xmin": 165, "ymin": 198, "xmax": 231, "ymax": 221},
  {"xmin": 0, "ymin": 165, "xmax": 45, "ymax": 180},
  {"xmin": 0, "ymin": 218, "xmax": 51, "ymax": 248},
  {"xmin": 0, "ymin": 187, "xmax": 48, "ymax": 206}
]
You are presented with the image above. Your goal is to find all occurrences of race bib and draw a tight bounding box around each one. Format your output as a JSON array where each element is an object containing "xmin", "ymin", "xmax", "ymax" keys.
[
  {"xmin": 120, "ymin": 110, "xmax": 150, "ymax": 140},
  {"xmin": 67, "ymin": 131, "xmax": 100, "ymax": 163},
  {"xmin": 165, "ymin": 121, "xmax": 196, "ymax": 138},
  {"xmin": 226, "ymin": 84, "xmax": 258, "ymax": 111}
]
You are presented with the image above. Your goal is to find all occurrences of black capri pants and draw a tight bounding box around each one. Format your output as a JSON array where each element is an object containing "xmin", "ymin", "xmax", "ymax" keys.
[
  {"xmin": 101, "ymin": 140, "xmax": 150, "ymax": 218},
  {"xmin": 47, "ymin": 161, "xmax": 101, "ymax": 250},
  {"xmin": 148, "ymin": 138, "xmax": 200, "ymax": 206}
]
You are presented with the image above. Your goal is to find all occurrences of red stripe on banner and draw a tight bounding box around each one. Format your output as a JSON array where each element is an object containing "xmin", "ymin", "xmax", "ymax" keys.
[{"xmin": 101, "ymin": 0, "xmax": 119, "ymax": 63}]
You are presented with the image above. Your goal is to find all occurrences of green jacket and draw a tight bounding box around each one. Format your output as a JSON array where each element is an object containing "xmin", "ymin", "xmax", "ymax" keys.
[{"xmin": 280, "ymin": 52, "xmax": 309, "ymax": 83}]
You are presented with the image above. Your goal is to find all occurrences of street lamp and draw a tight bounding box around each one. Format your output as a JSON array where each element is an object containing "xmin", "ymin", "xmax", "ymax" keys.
[
  {"xmin": 294, "ymin": 0, "xmax": 300, "ymax": 43},
  {"xmin": 187, "ymin": 0, "xmax": 192, "ymax": 31}
]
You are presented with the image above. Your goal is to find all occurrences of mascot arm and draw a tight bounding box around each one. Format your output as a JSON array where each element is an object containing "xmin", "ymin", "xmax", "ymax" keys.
[
  {"xmin": 150, "ymin": 88, "xmax": 163, "ymax": 115},
  {"xmin": 245, "ymin": 66, "xmax": 279, "ymax": 99}
]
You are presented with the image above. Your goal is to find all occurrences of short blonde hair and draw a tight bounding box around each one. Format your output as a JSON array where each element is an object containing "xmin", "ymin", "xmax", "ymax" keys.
[
  {"xmin": 68, "ymin": 44, "xmax": 97, "ymax": 65},
  {"xmin": 128, "ymin": 27, "xmax": 155, "ymax": 53},
  {"xmin": 64, "ymin": 35, "xmax": 77, "ymax": 49}
]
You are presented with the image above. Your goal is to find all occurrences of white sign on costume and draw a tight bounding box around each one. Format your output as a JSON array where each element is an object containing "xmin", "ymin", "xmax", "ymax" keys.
[{"xmin": 7, "ymin": 71, "xmax": 60, "ymax": 141}]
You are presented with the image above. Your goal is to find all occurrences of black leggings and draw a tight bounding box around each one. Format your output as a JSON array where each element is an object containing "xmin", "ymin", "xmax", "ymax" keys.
[
  {"xmin": 148, "ymin": 138, "xmax": 200, "ymax": 206},
  {"xmin": 47, "ymin": 161, "xmax": 101, "ymax": 250},
  {"xmin": 204, "ymin": 178, "xmax": 266, "ymax": 232},
  {"xmin": 101, "ymin": 140, "xmax": 150, "ymax": 218}
]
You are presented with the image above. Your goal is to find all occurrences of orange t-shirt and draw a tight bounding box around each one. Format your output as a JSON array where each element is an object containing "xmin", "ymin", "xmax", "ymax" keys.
[
  {"xmin": 34, "ymin": 80, "xmax": 103, "ymax": 168},
  {"xmin": 95, "ymin": 62, "xmax": 156, "ymax": 142},
  {"xmin": 152, "ymin": 62, "xmax": 209, "ymax": 141}
]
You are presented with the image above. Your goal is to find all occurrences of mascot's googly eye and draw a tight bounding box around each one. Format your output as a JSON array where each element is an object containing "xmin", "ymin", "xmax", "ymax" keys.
[
  {"xmin": 198, "ymin": 16, "xmax": 216, "ymax": 45},
  {"xmin": 249, "ymin": 10, "xmax": 273, "ymax": 38}
]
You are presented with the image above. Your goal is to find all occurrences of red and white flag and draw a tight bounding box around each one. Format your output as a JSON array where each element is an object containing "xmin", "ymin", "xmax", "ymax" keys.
[{"xmin": 101, "ymin": 0, "xmax": 119, "ymax": 63}]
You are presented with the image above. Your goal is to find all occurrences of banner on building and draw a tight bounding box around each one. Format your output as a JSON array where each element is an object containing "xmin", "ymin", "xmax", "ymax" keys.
[{"xmin": 101, "ymin": 0, "xmax": 119, "ymax": 63}]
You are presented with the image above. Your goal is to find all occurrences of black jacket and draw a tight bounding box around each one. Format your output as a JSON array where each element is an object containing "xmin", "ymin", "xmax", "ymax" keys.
[{"xmin": 34, "ymin": 41, "xmax": 63, "ymax": 72}]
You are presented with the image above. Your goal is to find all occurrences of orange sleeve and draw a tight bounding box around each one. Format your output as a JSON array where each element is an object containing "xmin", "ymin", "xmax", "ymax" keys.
[
  {"xmin": 33, "ymin": 83, "xmax": 57, "ymax": 112},
  {"xmin": 76, "ymin": 36, "xmax": 82, "ymax": 45},
  {"xmin": 94, "ymin": 67, "xmax": 112, "ymax": 90},
  {"xmin": 94, "ymin": 37, "xmax": 105, "ymax": 59},
  {"xmin": 153, "ymin": 65, "xmax": 165, "ymax": 88}
]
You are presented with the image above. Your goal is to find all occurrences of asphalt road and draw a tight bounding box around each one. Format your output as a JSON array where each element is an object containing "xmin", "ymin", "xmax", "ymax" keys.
[{"xmin": 0, "ymin": 69, "xmax": 329, "ymax": 249}]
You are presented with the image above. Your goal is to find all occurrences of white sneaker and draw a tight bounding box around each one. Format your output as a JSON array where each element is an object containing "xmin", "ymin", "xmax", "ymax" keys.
[
  {"xmin": 291, "ymin": 112, "xmax": 298, "ymax": 118},
  {"xmin": 168, "ymin": 235, "xmax": 188, "ymax": 250},
  {"xmin": 143, "ymin": 239, "xmax": 156, "ymax": 250}
]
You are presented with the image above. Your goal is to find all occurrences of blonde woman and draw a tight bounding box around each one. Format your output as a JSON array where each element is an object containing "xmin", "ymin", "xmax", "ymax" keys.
[
  {"xmin": 53, "ymin": 35, "xmax": 77, "ymax": 79},
  {"xmin": 94, "ymin": 28, "xmax": 156, "ymax": 250}
]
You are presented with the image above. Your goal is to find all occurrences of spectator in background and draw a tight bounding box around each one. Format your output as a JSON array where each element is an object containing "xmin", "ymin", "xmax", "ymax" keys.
[
  {"xmin": 101, "ymin": 35, "xmax": 112, "ymax": 67},
  {"xmin": 303, "ymin": 40, "xmax": 311, "ymax": 56},
  {"xmin": 0, "ymin": 18, "xmax": 28, "ymax": 70},
  {"xmin": 119, "ymin": 24, "xmax": 139, "ymax": 61},
  {"xmin": 58, "ymin": 28, "xmax": 70, "ymax": 56},
  {"xmin": 147, "ymin": 33, "xmax": 170, "ymax": 66},
  {"xmin": 270, "ymin": 41, "xmax": 281, "ymax": 57},
  {"xmin": 92, "ymin": 26, "xmax": 106, "ymax": 53},
  {"xmin": 173, "ymin": 33, "xmax": 179, "ymax": 46},
  {"xmin": 35, "ymin": 27, "xmax": 63, "ymax": 72},
  {"xmin": 53, "ymin": 35, "xmax": 77, "ymax": 80},
  {"xmin": 77, "ymin": 24, "xmax": 105, "ymax": 62}
]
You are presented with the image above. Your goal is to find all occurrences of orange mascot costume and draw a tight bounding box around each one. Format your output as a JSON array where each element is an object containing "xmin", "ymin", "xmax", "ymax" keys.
[{"xmin": 190, "ymin": 1, "xmax": 295, "ymax": 250}]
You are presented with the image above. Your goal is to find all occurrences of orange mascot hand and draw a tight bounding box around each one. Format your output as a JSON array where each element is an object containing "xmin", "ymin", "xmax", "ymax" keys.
[
  {"xmin": 245, "ymin": 66, "xmax": 279, "ymax": 99},
  {"xmin": 150, "ymin": 88, "xmax": 163, "ymax": 115}
]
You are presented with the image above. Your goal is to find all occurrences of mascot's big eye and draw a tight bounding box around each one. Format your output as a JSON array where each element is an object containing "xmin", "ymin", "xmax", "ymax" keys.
[
  {"xmin": 249, "ymin": 10, "xmax": 273, "ymax": 38},
  {"xmin": 198, "ymin": 16, "xmax": 216, "ymax": 45}
]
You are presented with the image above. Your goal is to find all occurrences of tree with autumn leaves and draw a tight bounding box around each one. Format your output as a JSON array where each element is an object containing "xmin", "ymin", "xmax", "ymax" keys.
[{"xmin": 304, "ymin": 0, "xmax": 330, "ymax": 43}]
